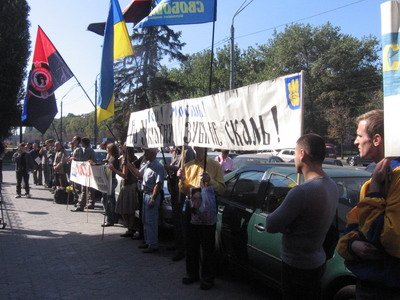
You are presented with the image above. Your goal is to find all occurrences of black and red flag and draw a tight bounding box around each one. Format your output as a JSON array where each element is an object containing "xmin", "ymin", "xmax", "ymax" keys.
[{"xmin": 22, "ymin": 26, "xmax": 73, "ymax": 134}]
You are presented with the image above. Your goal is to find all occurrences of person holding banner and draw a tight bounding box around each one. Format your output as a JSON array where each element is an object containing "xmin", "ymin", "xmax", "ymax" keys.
[
  {"xmin": 69, "ymin": 136, "xmax": 82, "ymax": 203},
  {"xmin": 101, "ymin": 143, "xmax": 120, "ymax": 227},
  {"xmin": 126, "ymin": 148, "xmax": 164, "ymax": 253},
  {"xmin": 115, "ymin": 145, "xmax": 138, "ymax": 238},
  {"xmin": 164, "ymin": 145, "xmax": 195, "ymax": 262},
  {"xmin": 177, "ymin": 146, "xmax": 225, "ymax": 290},
  {"xmin": 71, "ymin": 138, "xmax": 97, "ymax": 212},
  {"xmin": 337, "ymin": 109, "xmax": 400, "ymax": 297}
]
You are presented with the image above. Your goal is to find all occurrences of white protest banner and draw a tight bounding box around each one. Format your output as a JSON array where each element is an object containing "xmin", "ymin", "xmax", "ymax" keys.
[
  {"xmin": 69, "ymin": 161, "xmax": 111, "ymax": 194},
  {"xmin": 126, "ymin": 72, "xmax": 303, "ymax": 151},
  {"xmin": 381, "ymin": 1, "xmax": 400, "ymax": 157}
]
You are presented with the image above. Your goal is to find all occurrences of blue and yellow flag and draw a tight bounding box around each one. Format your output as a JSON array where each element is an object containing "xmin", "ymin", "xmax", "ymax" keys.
[{"xmin": 97, "ymin": 0, "xmax": 134, "ymax": 124}]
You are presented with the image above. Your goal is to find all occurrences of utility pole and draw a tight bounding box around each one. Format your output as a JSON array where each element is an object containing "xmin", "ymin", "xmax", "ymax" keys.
[{"xmin": 230, "ymin": 0, "xmax": 255, "ymax": 90}]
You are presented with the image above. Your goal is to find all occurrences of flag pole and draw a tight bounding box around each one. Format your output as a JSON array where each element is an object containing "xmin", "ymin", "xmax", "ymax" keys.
[
  {"xmin": 204, "ymin": 1, "xmax": 217, "ymax": 171},
  {"xmin": 51, "ymin": 122, "xmax": 60, "ymax": 141},
  {"xmin": 72, "ymin": 76, "xmax": 117, "ymax": 141}
]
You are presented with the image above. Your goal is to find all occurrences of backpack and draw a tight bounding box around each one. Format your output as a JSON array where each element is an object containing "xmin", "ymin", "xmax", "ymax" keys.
[
  {"xmin": 323, "ymin": 209, "xmax": 339, "ymax": 260},
  {"xmin": 54, "ymin": 189, "xmax": 69, "ymax": 204}
]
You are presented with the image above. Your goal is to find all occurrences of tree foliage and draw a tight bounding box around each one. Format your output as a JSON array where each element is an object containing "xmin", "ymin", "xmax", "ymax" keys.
[
  {"xmin": 0, "ymin": 0, "xmax": 30, "ymax": 139},
  {"xmin": 166, "ymin": 23, "xmax": 382, "ymax": 149},
  {"xmin": 23, "ymin": 22, "xmax": 383, "ymax": 151},
  {"xmin": 112, "ymin": 24, "xmax": 186, "ymax": 141}
]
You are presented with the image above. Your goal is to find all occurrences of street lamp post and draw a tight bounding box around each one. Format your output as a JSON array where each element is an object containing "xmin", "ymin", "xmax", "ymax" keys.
[{"xmin": 230, "ymin": 0, "xmax": 255, "ymax": 90}]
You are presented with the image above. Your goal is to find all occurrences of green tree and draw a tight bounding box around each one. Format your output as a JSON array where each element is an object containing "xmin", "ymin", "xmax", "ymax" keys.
[
  {"xmin": 258, "ymin": 23, "xmax": 381, "ymax": 144},
  {"xmin": 112, "ymin": 24, "xmax": 186, "ymax": 141},
  {"xmin": 0, "ymin": 0, "xmax": 30, "ymax": 138}
]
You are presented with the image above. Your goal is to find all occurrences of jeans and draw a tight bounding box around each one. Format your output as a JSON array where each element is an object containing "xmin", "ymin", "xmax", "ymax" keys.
[
  {"xmin": 142, "ymin": 193, "xmax": 160, "ymax": 249},
  {"xmin": 16, "ymin": 171, "xmax": 30, "ymax": 195},
  {"xmin": 281, "ymin": 262, "xmax": 325, "ymax": 300}
]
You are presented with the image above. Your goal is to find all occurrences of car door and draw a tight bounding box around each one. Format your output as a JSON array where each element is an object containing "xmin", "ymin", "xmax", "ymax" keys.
[
  {"xmin": 218, "ymin": 170, "xmax": 264, "ymax": 265},
  {"xmin": 248, "ymin": 172, "xmax": 296, "ymax": 284}
]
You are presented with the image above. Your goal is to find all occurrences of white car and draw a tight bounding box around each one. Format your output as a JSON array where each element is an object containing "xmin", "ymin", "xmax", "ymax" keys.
[{"xmin": 276, "ymin": 148, "xmax": 296, "ymax": 162}]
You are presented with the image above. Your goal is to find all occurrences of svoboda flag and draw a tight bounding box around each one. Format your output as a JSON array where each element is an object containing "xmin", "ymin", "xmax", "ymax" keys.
[
  {"xmin": 134, "ymin": 0, "xmax": 217, "ymax": 29},
  {"xmin": 381, "ymin": 1, "xmax": 400, "ymax": 156}
]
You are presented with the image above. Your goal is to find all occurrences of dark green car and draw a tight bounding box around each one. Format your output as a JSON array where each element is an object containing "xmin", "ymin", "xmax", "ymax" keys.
[{"xmin": 216, "ymin": 163, "xmax": 371, "ymax": 299}]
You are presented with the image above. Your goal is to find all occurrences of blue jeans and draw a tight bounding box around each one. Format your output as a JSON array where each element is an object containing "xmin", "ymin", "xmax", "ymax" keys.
[{"xmin": 142, "ymin": 193, "xmax": 160, "ymax": 249}]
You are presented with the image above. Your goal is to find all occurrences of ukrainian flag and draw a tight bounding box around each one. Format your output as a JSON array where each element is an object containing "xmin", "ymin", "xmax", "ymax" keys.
[{"xmin": 97, "ymin": 0, "xmax": 134, "ymax": 124}]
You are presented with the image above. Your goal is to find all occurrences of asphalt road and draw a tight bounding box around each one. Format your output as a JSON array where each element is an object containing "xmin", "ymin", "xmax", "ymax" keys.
[{"xmin": 0, "ymin": 164, "xmax": 279, "ymax": 299}]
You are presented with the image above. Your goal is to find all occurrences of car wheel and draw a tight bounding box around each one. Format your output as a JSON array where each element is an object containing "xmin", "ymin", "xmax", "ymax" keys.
[
  {"xmin": 333, "ymin": 285, "xmax": 356, "ymax": 300},
  {"xmin": 348, "ymin": 158, "xmax": 355, "ymax": 166}
]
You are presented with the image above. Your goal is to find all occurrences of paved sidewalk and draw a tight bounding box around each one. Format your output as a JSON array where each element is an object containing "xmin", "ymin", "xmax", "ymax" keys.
[{"xmin": 0, "ymin": 165, "xmax": 277, "ymax": 299}]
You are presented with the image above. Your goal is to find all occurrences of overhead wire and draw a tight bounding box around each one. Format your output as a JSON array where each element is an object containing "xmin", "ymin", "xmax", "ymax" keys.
[{"xmin": 163, "ymin": 0, "xmax": 371, "ymax": 69}]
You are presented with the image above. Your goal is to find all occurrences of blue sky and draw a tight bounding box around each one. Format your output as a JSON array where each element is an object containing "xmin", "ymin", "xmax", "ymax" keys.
[{"xmin": 27, "ymin": 0, "xmax": 383, "ymax": 118}]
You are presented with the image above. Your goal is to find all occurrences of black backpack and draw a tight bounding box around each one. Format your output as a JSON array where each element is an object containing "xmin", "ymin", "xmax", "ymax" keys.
[{"xmin": 323, "ymin": 209, "xmax": 339, "ymax": 260}]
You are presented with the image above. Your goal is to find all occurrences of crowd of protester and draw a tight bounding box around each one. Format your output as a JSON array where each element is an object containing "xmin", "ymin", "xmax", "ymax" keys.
[
  {"xmin": 9, "ymin": 136, "xmax": 231, "ymax": 290},
  {"xmin": 8, "ymin": 108, "xmax": 400, "ymax": 299}
]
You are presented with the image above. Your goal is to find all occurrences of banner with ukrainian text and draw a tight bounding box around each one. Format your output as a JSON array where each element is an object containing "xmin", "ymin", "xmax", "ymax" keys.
[
  {"xmin": 70, "ymin": 161, "xmax": 112, "ymax": 194},
  {"xmin": 134, "ymin": 0, "xmax": 216, "ymax": 29},
  {"xmin": 381, "ymin": 1, "xmax": 400, "ymax": 157},
  {"xmin": 126, "ymin": 72, "xmax": 303, "ymax": 151}
]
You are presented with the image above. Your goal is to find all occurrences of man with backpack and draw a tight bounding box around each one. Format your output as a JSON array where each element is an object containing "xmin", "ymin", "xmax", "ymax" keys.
[{"xmin": 265, "ymin": 134, "xmax": 338, "ymax": 300}]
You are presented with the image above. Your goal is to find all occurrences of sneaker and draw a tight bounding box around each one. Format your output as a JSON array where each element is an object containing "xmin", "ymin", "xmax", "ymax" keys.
[
  {"xmin": 15, "ymin": 194, "xmax": 21, "ymax": 198},
  {"xmin": 25, "ymin": 194, "xmax": 31, "ymax": 198}
]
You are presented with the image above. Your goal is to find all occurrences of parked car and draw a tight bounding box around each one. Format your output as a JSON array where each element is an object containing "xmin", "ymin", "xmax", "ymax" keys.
[
  {"xmin": 233, "ymin": 154, "xmax": 284, "ymax": 170},
  {"xmin": 115, "ymin": 152, "xmax": 173, "ymax": 229},
  {"xmin": 276, "ymin": 148, "xmax": 295, "ymax": 162},
  {"xmin": 216, "ymin": 163, "xmax": 371, "ymax": 299},
  {"xmin": 323, "ymin": 158, "xmax": 343, "ymax": 166},
  {"xmin": 346, "ymin": 155, "xmax": 373, "ymax": 167},
  {"xmin": 325, "ymin": 143, "xmax": 337, "ymax": 159}
]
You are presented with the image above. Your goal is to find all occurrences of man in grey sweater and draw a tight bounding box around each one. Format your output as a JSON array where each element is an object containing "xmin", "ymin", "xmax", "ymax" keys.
[{"xmin": 266, "ymin": 133, "xmax": 338, "ymax": 300}]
